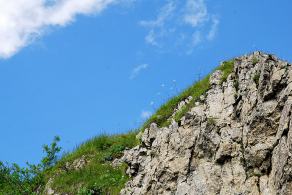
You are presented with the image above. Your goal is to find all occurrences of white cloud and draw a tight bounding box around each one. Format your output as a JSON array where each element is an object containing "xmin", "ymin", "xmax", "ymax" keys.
[
  {"xmin": 0, "ymin": 0, "xmax": 123, "ymax": 59},
  {"xmin": 145, "ymin": 30, "xmax": 159, "ymax": 46},
  {"xmin": 187, "ymin": 31, "xmax": 202, "ymax": 54},
  {"xmin": 140, "ymin": 0, "xmax": 219, "ymax": 53},
  {"xmin": 140, "ymin": 1, "xmax": 176, "ymax": 46},
  {"xmin": 141, "ymin": 110, "xmax": 152, "ymax": 120},
  {"xmin": 183, "ymin": 0, "xmax": 208, "ymax": 27},
  {"xmin": 129, "ymin": 63, "xmax": 149, "ymax": 79},
  {"xmin": 207, "ymin": 16, "xmax": 219, "ymax": 41},
  {"xmin": 0, "ymin": 0, "xmax": 218, "ymax": 59},
  {"xmin": 140, "ymin": 1, "xmax": 175, "ymax": 28}
]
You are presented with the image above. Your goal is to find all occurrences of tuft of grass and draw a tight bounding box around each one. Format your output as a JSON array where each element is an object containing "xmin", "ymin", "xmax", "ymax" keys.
[
  {"xmin": 173, "ymin": 105, "xmax": 188, "ymax": 122},
  {"xmin": 141, "ymin": 75, "xmax": 211, "ymax": 129},
  {"xmin": 253, "ymin": 73, "xmax": 260, "ymax": 86},
  {"xmin": 207, "ymin": 117, "xmax": 216, "ymax": 126},
  {"xmin": 252, "ymin": 57, "xmax": 259, "ymax": 65},
  {"xmin": 174, "ymin": 76, "xmax": 211, "ymax": 122},
  {"xmin": 47, "ymin": 132, "xmax": 139, "ymax": 194},
  {"xmin": 53, "ymin": 163, "xmax": 129, "ymax": 195},
  {"xmin": 218, "ymin": 60, "xmax": 235, "ymax": 84}
]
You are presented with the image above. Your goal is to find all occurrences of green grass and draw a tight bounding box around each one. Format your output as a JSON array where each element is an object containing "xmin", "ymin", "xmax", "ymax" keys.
[
  {"xmin": 52, "ymin": 163, "xmax": 129, "ymax": 194},
  {"xmin": 141, "ymin": 75, "xmax": 211, "ymax": 129},
  {"xmin": 173, "ymin": 76, "xmax": 211, "ymax": 123},
  {"xmin": 207, "ymin": 117, "xmax": 216, "ymax": 126},
  {"xmin": 218, "ymin": 60, "xmax": 235, "ymax": 84},
  {"xmin": 142, "ymin": 59, "xmax": 235, "ymax": 127},
  {"xmin": 252, "ymin": 57, "xmax": 259, "ymax": 65},
  {"xmin": 47, "ymin": 132, "xmax": 139, "ymax": 195},
  {"xmin": 65, "ymin": 132, "xmax": 137, "ymax": 164},
  {"xmin": 45, "ymin": 59, "xmax": 235, "ymax": 194}
]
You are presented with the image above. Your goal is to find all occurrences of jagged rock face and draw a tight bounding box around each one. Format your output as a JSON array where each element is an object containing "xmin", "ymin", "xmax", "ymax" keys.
[{"xmin": 121, "ymin": 52, "xmax": 292, "ymax": 195}]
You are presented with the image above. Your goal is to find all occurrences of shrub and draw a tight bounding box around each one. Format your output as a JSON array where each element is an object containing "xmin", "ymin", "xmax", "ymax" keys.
[
  {"xmin": 0, "ymin": 136, "xmax": 61, "ymax": 195},
  {"xmin": 253, "ymin": 73, "xmax": 260, "ymax": 86}
]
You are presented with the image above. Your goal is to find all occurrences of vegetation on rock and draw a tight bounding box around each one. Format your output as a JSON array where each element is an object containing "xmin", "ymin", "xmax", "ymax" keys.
[
  {"xmin": 48, "ymin": 132, "xmax": 138, "ymax": 194},
  {"xmin": 142, "ymin": 59, "xmax": 234, "ymax": 128},
  {"xmin": 0, "ymin": 58, "xmax": 235, "ymax": 194}
]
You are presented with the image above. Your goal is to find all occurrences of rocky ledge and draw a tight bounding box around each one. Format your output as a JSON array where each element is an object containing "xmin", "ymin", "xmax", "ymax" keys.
[{"xmin": 121, "ymin": 52, "xmax": 292, "ymax": 195}]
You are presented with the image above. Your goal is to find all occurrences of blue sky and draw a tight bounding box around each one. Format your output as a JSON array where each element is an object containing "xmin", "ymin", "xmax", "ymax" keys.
[{"xmin": 0, "ymin": 0, "xmax": 292, "ymax": 166}]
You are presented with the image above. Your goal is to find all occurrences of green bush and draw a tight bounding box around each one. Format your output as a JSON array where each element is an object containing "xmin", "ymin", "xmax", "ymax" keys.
[{"xmin": 0, "ymin": 136, "xmax": 61, "ymax": 195}]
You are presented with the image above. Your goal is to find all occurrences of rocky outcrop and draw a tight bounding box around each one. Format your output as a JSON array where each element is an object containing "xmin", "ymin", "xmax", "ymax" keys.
[{"xmin": 121, "ymin": 52, "xmax": 292, "ymax": 195}]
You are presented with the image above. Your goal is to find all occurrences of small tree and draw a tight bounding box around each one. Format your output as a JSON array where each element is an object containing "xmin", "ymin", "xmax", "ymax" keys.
[
  {"xmin": 42, "ymin": 136, "xmax": 61, "ymax": 169},
  {"xmin": 0, "ymin": 136, "xmax": 62, "ymax": 194}
]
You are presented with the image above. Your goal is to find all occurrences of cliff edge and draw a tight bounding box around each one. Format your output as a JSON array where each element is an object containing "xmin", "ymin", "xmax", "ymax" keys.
[{"xmin": 121, "ymin": 52, "xmax": 292, "ymax": 195}]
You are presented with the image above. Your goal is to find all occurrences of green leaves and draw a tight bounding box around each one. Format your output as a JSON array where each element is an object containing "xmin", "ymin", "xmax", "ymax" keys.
[
  {"xmin": 41, "ymin": 136, "xmax": 62, "ymax": 169},
  {"xmin": 0, "ymin": 136, "xmax": 61, "ymax": 194}
]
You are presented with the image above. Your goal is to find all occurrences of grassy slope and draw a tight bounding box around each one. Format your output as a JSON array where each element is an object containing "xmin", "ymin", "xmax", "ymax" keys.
[
  {"xmin": 47, "ymin": 132, "xmax": 139, "ymax": 194},
  {"xmin": 47, "ymin": 60, "xmax": 234, "ymax": 195},
  {"xmin": 142, "ymin": 59, "xmax": 234, "ymax": 128}
]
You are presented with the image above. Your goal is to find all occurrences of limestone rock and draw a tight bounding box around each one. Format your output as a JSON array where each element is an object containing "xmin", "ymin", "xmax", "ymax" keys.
[{"xmin": 121, "ymin": 52, "xmax": 292, "ymax": 195}]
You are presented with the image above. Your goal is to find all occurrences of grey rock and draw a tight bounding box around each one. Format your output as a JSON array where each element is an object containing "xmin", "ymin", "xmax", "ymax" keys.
[{"xmin": 121, "ymin": 52, "xmax": 292, "ymax": 195}]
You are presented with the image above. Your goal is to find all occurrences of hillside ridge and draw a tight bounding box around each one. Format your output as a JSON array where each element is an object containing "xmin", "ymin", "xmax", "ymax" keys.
[
  {"xmin": 43, "ymin": 51, "xmax": 292, "ymax": 195},
  {"xmin": 120, "ymin": 51, "xmax": 292, "ymax": 194}
]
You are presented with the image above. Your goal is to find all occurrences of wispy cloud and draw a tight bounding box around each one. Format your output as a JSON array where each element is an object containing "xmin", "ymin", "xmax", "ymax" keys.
[
  {"xmin": 140, "ymin": 1, "xmax": 175, "ymax": 28},
  {"xmin": 140, "ymin": 0, "xmax": 219, "ymax": 53},
  {"xmin": 139, "ymin": 1, "xmax": 176, "ymax": 47},
  {"xmin": 129, "ymin": 63, "xmax": 149, "ymax": 79},
  {"xmin": 183, "ymin": 0, "xmax": 208, "ymax": 27},
  {"xmin": 187, "ymin": 31, "xmax": 202, "ymax": 54},
  {"xmin": 207, "ymin": 16, "xmax": 219, "ymax": 41},
  {"xmin": 0, "ymin": 0, "xmax": 133, "ymax": 59},
  {"xmin": 141, "ymin": 110, "xmax": 152, "ymax": 120}
]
